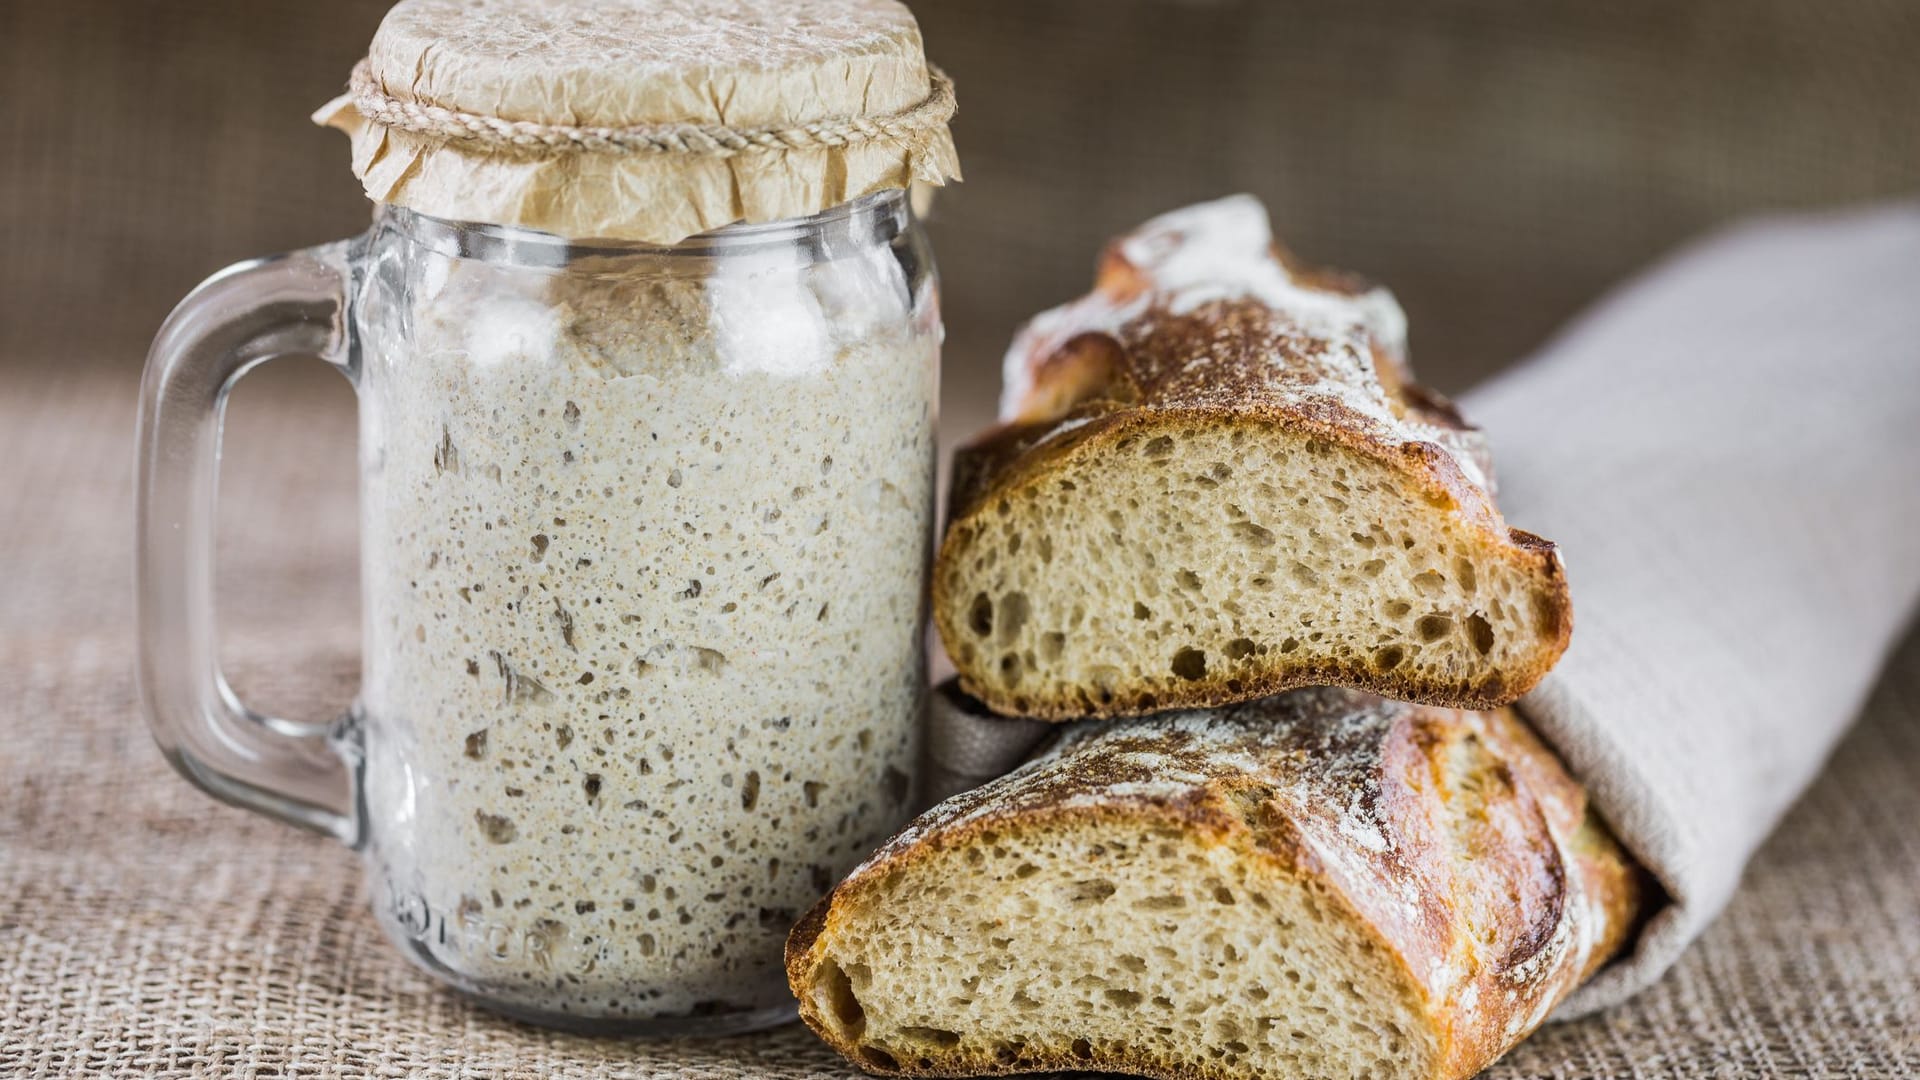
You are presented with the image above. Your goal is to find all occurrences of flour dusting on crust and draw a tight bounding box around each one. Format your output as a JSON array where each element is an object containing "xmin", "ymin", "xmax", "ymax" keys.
[
  {"xmin": 836, "ymin": 687, "xmax": 1629, "ymax": 1061},
  {"xmin": 857, "ymin": 688, "xmax": 1403, "ymax": 871},
  {"xmin": 996, "ymin": 195, "xmax": 1489, "ymax": 492}
]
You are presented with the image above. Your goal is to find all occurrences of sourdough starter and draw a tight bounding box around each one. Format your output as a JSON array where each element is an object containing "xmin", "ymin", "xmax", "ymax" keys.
[{"xmin": 353, "ymin": 242, "xmax": 935, "ymax": 1021}]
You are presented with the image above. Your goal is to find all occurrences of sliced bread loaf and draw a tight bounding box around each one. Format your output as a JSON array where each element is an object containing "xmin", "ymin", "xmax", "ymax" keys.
[
  {"xmin": 786, "ymin": 687, "xmax": 1644, "ymax": 1080},
  {"xmin": 934, "ymin": 196, "xmax": 1570, "ymax": 719}
]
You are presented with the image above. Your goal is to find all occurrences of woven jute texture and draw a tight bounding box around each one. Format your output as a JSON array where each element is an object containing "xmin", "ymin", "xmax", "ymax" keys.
[
  {"xmin": 343, "ymin": 59, "xmax": 958, "ymax": 158},
  {"xmin": 3, "ymin": 363, "xmax": 1917, "ymax": 1076}
]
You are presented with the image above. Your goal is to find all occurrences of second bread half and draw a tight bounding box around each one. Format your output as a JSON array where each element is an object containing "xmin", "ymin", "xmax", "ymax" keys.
[
  {"xmin": 788, "ymin": 687, "xmax": 1643, "ymax": 1080},
  {"xmin": 934, "ymin": 196, "xmax": 1571, "ymax": 719}
]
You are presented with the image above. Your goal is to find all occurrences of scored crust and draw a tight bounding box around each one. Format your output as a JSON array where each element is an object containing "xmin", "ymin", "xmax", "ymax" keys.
[
  {"xmin": 933, "ymin": 196, "xmax": 1572, "ymax": 720},
  {"xmin": 786, "ymin": 688, "xmax": 1645, "ymax": 1080}
]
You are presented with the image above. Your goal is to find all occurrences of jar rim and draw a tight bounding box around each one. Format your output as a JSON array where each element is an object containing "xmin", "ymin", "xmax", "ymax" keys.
[{"xmin": 376, "ymin": 189, "xmax": 911, "ymax": 266}]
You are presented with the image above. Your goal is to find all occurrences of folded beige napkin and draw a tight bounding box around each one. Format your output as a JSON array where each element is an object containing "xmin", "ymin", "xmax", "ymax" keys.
[{"xmin": 925, "ymin": 201, "xmax": 1920, "ymax": 1017}]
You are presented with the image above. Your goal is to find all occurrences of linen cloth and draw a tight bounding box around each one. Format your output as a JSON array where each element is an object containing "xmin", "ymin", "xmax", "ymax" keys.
[
  {"xmin": 928, "ymin": 202, "xmax": 1920, "ymax": 1018},
  {"xmin": 1470, "ymin": 203, "xmax": 1920, "ymax": 1013}
]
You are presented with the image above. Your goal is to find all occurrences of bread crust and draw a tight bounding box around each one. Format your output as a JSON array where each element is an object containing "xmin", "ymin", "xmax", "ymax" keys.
[
  {"xmin": 787, "ymin": 689, "xmax": 1644, "ymax": 1080},
  {"xmin": 936, "ymin": 197, "xmax": 1571, "ymax": 718}
]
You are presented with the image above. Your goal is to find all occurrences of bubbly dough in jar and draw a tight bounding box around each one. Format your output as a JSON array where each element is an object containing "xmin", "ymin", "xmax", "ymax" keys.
[{"xmin": 354, "ymin": 241, "xmax": 935, "ymax": 1022}]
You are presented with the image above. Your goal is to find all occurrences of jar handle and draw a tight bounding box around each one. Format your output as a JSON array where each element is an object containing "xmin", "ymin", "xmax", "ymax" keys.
[{"xmin": 135, "ymin": 241, "xmax": 359, "ymax": 843}]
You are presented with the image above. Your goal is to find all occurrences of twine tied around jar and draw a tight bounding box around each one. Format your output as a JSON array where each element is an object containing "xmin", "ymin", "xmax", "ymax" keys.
[{"xmin": 347, "ymin": 58, "xmax": 957, "ymax": 157}]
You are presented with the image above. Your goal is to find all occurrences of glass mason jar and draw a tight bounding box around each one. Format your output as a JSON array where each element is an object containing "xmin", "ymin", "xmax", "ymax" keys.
[{"xmin": 135, "ymin": 190, "xmax": 937, "ymax": 1034}]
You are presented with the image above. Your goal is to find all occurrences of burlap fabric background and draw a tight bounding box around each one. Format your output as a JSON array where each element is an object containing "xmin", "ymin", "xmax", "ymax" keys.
[
  {"xmin": 8, "ymin": 0, "xmax": 1920, "ymax": 422},
  {"xmin": 4, "ymin": 0, "xmax": 1918, "ymax": 1075}
]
